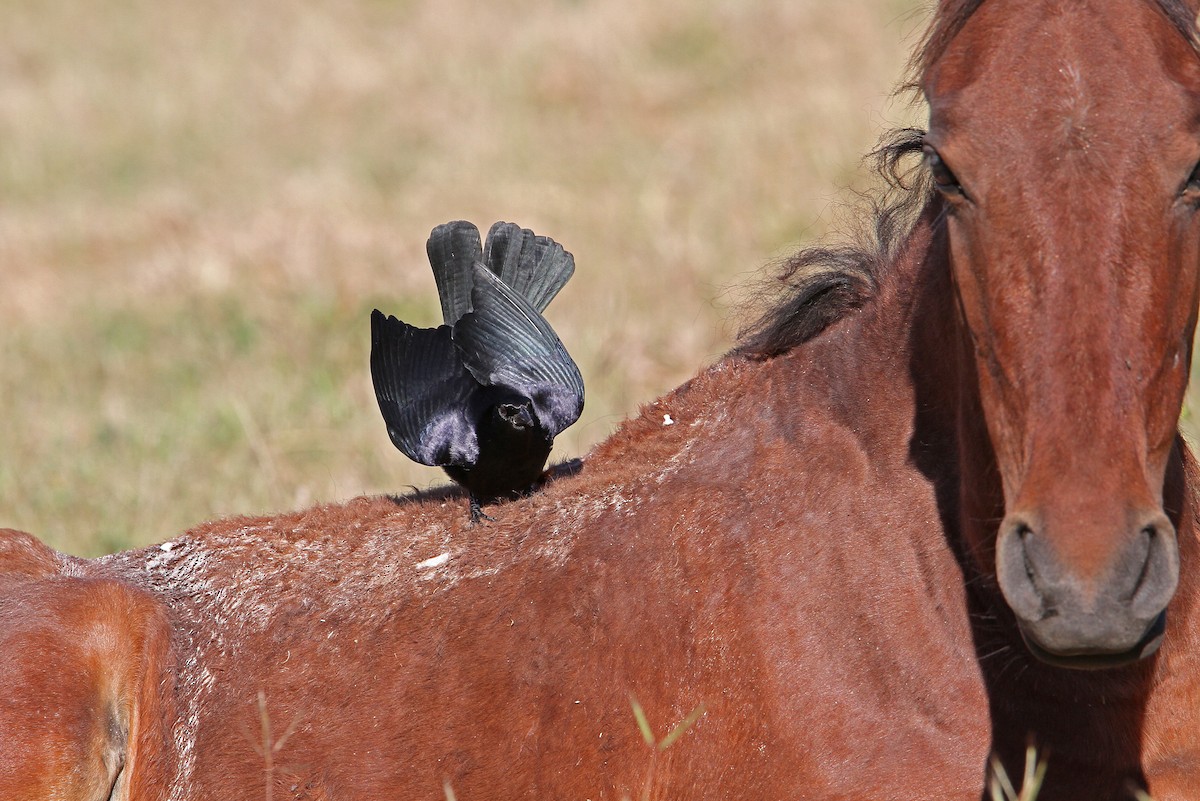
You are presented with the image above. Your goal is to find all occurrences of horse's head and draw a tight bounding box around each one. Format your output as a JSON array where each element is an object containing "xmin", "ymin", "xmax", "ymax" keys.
[{"xmin": 923, "ymin": 0, "xmax": 1200, "ymax": 667}]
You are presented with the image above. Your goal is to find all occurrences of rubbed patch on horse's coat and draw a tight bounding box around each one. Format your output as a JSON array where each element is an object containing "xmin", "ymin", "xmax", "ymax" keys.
[{"xmin": 111, "ymin": 538, "xmax": 218, "ymax": 798}]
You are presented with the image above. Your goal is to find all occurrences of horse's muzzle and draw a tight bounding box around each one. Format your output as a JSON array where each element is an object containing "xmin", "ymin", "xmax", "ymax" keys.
[{"xmin": 994, "ymin": 510, "xmax": 1179, "ymax": 669}]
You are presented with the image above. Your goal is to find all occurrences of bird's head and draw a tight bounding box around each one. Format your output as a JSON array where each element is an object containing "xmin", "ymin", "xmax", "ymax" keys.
[{"xmin": 497, "ymin": 402, "xmax": 535, "ymax": 430}]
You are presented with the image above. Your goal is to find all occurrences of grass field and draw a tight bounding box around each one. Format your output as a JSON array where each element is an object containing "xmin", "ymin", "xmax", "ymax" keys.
[{"xmin": 2, "ymin": 0, "xmax": 1196, "ymax": 556}]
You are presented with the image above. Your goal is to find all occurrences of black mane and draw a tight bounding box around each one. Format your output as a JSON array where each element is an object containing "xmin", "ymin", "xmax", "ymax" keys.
[
  {"xmin": 736, "ymin": 129, "xmax": 930, "ymax": 359},
  {"xmin": 736, "ymin": 0, "xmax": 1199, "ymax": 360}
]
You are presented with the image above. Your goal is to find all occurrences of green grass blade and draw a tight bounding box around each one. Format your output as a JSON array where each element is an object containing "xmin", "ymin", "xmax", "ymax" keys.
[
  {"xmin": 989, "ymin": 754, "xmax": 1018, "ymax": 801},
  {"xmin": 628, "ymin": 694, "xmax": 655, "ymax": 747},
  {"xmin": 658, "ymin": 702, "xmax": 706, "ymax": 751}
]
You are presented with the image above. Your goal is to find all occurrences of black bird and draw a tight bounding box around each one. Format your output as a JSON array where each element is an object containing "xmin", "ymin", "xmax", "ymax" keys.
[{"xmin": 370, "ymin": 220, "xmax": 584, "ymax": 522}]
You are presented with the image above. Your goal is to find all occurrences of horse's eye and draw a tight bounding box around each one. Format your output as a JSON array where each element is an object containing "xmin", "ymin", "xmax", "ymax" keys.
[
  {"xmin": 1183, "ymin": 161, "xmax": 1200, "ymax": 202},
  {"xmin": 922, "ymin": 144, "xmax": 965, "ymax": 198}
]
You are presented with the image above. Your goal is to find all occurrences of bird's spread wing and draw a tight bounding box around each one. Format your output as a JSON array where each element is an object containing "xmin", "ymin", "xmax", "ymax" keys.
[
  {"xmin": 370, "ymin": 310, "xmax": 481, "ymax": 467},
  {"xmin": 452, "ymin": 264, "xmax": 584, "ymax": 438},
  {"xmin": 426, "ymin": 221, "xmax": 483, "ymax": 325},
  {"xmin": 483, "ymin": 222, "xmax": 575, "ymax": 313}
]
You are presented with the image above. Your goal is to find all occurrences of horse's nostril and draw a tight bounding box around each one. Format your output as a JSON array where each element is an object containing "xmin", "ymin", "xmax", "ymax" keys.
[
  {"xmin": 1018, "ymin": 524, "xmax": 1036, "ymax": 584},
  {"xmin": 995, "ymin": 516, "xmax": 1047, "ymax": 622},
  {"xmin": 1129, "ymin": 514, "xmax": 1179, "ymax": 618},
  {"xmin": 1123, "ymin": 527, "xmax": 1155, "ymax": 603}
]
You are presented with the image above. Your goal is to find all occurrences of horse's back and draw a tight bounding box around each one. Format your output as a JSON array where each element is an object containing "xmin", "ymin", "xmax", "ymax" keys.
[
  {"xmin": 0, "ymin": 530, "xmax": 175, "ymax": 801},
  {"xmin": 117, "ymin": 361, "xmax": 990, "ymax": 799}
]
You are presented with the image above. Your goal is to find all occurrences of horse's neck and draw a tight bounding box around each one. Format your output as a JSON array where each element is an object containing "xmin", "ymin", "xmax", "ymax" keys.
[
  {"xmin": 871, "ymin": 201, "xmax": 987, "ymax": 524},
  {"xmin": 1160, "ymin": 438, "xmax": 1200, "ymax": 664}
]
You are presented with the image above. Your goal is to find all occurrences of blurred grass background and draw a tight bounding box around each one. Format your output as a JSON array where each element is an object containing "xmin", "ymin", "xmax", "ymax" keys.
[{"xmin": 3, "ymin": 0, "xmax": 1193, "ymax": 556}]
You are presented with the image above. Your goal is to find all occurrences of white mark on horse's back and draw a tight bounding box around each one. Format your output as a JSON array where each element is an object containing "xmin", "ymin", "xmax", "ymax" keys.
[{"xmin": 415, "ymin": 551, "xmax": 451, "ymax": 570}]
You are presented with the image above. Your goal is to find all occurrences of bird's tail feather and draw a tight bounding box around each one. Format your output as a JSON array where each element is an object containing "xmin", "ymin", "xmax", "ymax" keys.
[
  {"xmin": 483, "ymin": 222, "xmax": 575, "ymax": 313},
  {"xmin": 427, "ymin": 221, "xmax": 483, "ymax": 325}
]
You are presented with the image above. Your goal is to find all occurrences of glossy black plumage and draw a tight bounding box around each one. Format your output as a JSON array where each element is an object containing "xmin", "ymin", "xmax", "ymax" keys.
[{"xmin": 370, "ymin": 221, "xmax": 584, "ymax": 520}]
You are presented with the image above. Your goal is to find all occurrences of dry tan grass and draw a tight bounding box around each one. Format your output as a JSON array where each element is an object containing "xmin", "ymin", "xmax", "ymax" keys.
[{"xmin": 3, "ymin": 0, "xmax": 1193, "ymax": 555}]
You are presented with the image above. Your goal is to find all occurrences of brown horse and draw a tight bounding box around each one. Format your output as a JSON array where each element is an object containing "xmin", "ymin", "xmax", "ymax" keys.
[{"xmin": 3, "ymin": 0, "xmax": 1200, "ymax": 798}]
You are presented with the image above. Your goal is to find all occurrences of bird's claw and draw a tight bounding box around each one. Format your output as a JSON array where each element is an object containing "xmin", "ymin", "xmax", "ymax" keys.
[{"xmin": 469, "ymin": 497, "xmax": 495, "ymax": 525}]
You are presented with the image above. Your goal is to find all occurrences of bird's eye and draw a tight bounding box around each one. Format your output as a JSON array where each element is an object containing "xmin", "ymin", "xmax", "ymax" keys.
[{"xmin": 922, "ymin": 144, "xmax": 965, "ymax": 198}]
